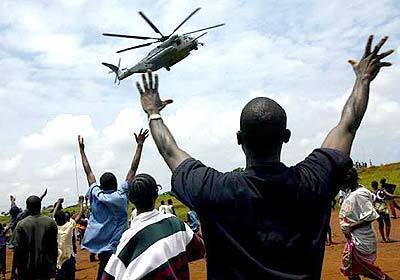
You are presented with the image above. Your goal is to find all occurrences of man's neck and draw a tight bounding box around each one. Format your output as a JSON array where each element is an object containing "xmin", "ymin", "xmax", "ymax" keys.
[{"xmin": 245, "ymin": 153, "xmax": 281, "ymax": 168}]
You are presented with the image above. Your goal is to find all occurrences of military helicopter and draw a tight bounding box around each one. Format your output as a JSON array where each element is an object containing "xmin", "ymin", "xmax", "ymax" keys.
[{"xmin": 102, "ymin": 7, "xmax": 224, "ymax": 83}]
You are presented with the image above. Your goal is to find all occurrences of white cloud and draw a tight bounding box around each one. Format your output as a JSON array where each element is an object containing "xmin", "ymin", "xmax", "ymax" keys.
[
  {"xmin": 20, "ymin": 114, "xmax": 97, "ymax": 151},
  {"xmin": 0, "ymin": 154, "xmax": 22, "ymax": 174}
]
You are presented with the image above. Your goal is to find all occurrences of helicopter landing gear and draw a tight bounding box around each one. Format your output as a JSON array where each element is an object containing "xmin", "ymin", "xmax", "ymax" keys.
[{"xmin": 165, "ymin": 67, "xmax": 171, "ymax": 71}]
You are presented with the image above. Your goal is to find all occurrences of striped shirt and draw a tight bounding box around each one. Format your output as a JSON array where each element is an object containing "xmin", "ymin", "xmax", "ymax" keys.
[{"xmin": 102, "ymin": 209, "xmax": 205, "ymax": 280}]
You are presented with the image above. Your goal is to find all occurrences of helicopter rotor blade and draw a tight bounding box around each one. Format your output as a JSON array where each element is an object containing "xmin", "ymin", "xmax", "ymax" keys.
[
  {"xmin": 138, "ymin": 11, "xmax": 164, "ymax": 37},
  {"xmin": 193, "ymin": 32, "xmax": 207, "ymax": 41},
  {"xmin": 183, "ymin": 23, "xmax": 225, "ymax": 36},
  {"xmin": 116, "ymin": 42, "xmax": 157, "ymax": 53},
  {"xmin": 103, "ymin": 33, "xmax": 159, "ymax": 40},
  {"xmin": 168, "ymin": 7, "xmax": 201, "ymax": 37}
]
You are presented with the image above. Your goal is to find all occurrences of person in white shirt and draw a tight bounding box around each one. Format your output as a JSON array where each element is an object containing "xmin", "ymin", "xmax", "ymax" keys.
[
  {"xmin": 339, "ymin": 168, "xmax": 392, "ymax": 280},
  {"xmin": 166, "ymin": 198, "xmax": 176, "ymax": 215},
  {"xmin": 53, "ymin": 196, "xmax": 84, "ymax": 280}
]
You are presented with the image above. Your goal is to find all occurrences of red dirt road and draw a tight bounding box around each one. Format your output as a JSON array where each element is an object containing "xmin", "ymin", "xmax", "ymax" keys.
[{"xmin": 5, "ymin": 211, "xmax": 400, "ymax": 279}]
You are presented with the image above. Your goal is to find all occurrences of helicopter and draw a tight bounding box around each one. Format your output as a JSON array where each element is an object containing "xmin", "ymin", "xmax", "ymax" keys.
[{"xmin": 102, "ymin": 7, "xmax": 224, "ymax": 84}]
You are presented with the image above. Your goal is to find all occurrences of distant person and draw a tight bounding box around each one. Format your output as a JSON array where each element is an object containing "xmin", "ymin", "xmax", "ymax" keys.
[
  {"xmin": 339, "ymin": 169, "xmax": 391, "ymax": 280},
  {"xmin": 78, "ymin": 128, "xmax": 149, "ymax": 280},
  {"xmin": 326, "ymin": 200, "xmax": 336, "ymax": 246},
  {"xmin": 76, "ymin": 213, "xmax": 88, "ymax": 245},
  {"xmin": 103, "ymin": 174, "xmax": 205, "ymax": 280},
  {"xmin": 8, "ymin": 196, "xmax": 22, "ymax": 227},
  {"xmin": 12, "ymin": 195, "xmax": 58, "ymax": 279},
  {"xmin": 167, "ymin": 198, "xmax": 176, "ymax": 215},
  {"xmin": 6, "ymin": 189, "xmax": 47, "ymax": 234},
  {"xmin": 53, "ymin": 197, "xmax": 84, "ymax": 280},
  {"xmin": 134, "ymin": 35, "xmax": 393, "ymax": 278},
  {"xmin": 380, "ymin": 178, "xmax": 400, "ymax": 219},
  {"xmin": 0, "ymin": 224, "xmax": 5, "ymax": 280},
  {"xmin": 158, "ymin": 200, "xmax": 168, "ymax": 214},
  {"xmin": 371, "ymin": 181, "xmax": 392, "ymax": 242}
]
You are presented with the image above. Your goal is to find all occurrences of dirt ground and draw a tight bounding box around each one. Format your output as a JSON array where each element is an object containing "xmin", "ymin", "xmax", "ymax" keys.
[{"xmin": 5, "ymin": 211, "xmax": 400, "ymax": 279}]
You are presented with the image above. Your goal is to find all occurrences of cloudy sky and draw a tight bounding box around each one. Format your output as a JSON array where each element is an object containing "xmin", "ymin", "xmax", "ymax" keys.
[{"xmin": 0, "ymin": 0, "xmax": 399, "ymax": 211}]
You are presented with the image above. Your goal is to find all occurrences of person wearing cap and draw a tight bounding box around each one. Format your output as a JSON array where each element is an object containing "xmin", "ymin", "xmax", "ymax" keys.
[
  {"xmin": 371, "ymin": 180, "xmax": 392, "ymax": 242},
  {"xmin": 380, "ymin": 178, "xmax": 400, "ymax": 219}
]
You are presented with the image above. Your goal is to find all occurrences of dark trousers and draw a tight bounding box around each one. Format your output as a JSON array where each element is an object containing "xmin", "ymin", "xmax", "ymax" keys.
[
  {"xmin": 97, "ymin": 252, "xmax": 112, "ymax": 280},
  {"xmin": 56, "ymin": 256, "xmax": 76, "ymax": 280}
]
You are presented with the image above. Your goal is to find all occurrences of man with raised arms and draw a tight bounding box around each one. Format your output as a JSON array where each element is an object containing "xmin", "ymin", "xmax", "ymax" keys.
[
  {"xmin": 78, "ymin": 129, "xmax": 149, "ymax": 280},
  {"xmin": 134, "ymin": 35, "xmax": 393, "ymax": 279}
]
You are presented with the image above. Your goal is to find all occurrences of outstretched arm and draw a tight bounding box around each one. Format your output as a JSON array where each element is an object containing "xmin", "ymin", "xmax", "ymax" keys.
[
  {"xmin": 126, "ymin": 128, "xmax": 149, "ymax": 184},
  {"xmin": 135, "ymin": 71, "xmax": 190, "ymax": 171},
  {"xmin": 52, "ymin": 198, "xmax": 64, "ymax": 219},
  {"xmin": 78, "ymin": 135, "xmax": 96, "ymax": 186},
  {"xmin": 383, "ymin": 190, "xmax": 400, "ymax": 199},
  {"xmin": 39, "ymin": 188, "xmax": 47, "ymax": 201},
  {"xmin": 322, "ymin": 35, "xmax": 394, "ymax": 155},
  {"xmin": 10, "ymin": 195, "xmax": 16, "ymax": 207}
]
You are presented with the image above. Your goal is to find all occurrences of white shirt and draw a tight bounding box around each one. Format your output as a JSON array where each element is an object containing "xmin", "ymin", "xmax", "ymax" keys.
[
  {"xmin": 130, "ymin": 208, "xmax": 137, "ymax": 224},
  {"xmin": 158, "ymin": 205, "xmax": 168, "ymax": 214},
  {"xmin": 339, "ymin": 187, "xmax": 379, "ymax": 255},
  {"xmin": 57, "ymin": 219, "xmax": 76, "ymax": 268},
  {"xmin": 166, "ymin": 205, "xmax": 175, "ymax": 215}
]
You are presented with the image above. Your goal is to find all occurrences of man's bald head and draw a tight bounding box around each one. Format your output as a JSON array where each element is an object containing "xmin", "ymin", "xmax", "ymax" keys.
[
  {"xmin": 26, "ymin": 195, "xmax": 41, "ymax": 215},
  {"xmin": 238, "ymin": 97, "xmax": 290, "ymax": 152}
]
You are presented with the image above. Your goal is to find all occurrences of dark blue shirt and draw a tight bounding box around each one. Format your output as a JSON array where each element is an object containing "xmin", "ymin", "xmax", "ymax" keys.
[{"xmin": 172, "ymin": 148, "xmax": 352, "ymax": 280}]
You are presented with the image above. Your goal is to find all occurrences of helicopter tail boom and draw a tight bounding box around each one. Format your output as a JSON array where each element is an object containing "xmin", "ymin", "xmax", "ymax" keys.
[{"xmin": 102, "ymin": 61, "xmax": 124, "ymax": 83}]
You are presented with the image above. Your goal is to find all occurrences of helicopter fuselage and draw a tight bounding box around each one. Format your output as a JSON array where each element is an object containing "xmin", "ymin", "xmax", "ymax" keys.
[{"xmin": 119, "ymin": 35, "xmax": 198, "ymax": 80}]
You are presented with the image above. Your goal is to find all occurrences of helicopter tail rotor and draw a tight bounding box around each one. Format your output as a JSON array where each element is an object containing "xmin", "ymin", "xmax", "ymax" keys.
[{"xmin": 102, "ymin": 58, "xmax": 123, "ymax": 85}]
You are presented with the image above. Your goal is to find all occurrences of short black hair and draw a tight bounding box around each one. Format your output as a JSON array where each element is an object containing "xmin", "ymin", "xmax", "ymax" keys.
[
  {"xmin": 371, "ymin": 180, "xmax": 379, "ymax": 189},
  {"xmin": 344, "ymin": 168, "xmax": 359, "ymax": 191},
  {"xmin": 380, "ymin": 178, "xmax": 386, "ymax": 185},
  {"xmin": 160, "ymin": 200, "xmax": 165, "ymax": 205},
  {"xmin": 167, "ymin": 199, "xmax": 173, "ymax": 205},
  {"xmin": 100, "ymin": 172, "xmax": 118, "ymax": 191},
  {"xmin": 54, "ymin": 211, "xmax": 68, "ymax": 226},
  {"xmin": 26, "ymin": 195, "xmax": 41, "ymax": 215},
  {"xmin": 239, "ymin": 97, "xmax": 287, "ymax": 149},
  {"xmin": 128, "ymin": 174, "xmax": 159, "ymax": 210}
]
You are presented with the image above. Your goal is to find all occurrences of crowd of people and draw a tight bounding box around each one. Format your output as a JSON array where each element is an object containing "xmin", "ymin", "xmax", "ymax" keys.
[{"xmin": 0, "ymin": 35, "xmax": 397, "ymax": 280}]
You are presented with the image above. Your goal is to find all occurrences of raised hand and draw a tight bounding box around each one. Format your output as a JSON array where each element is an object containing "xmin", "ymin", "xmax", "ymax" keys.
[
  {"xmin": 78, "ymin": 135, "xmax": 85, "ymax": 150},
  {"xmin": 136, "ymin": 70, "xmax": 173, "ymax": 115},
  {"xmin": 134, "ymin": 128, "xmax": 149, "ymax": 145},
  {"xmin": 40, "ymin": 188, "xmax": 48, "ymax": 201},
  {"xmin": 348, "ymin": 35, "xmax": 394, "ymax": 82}
]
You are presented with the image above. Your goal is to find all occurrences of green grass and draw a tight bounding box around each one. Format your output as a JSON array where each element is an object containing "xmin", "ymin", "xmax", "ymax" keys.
[
  {"xmin": 358, "ymin": 163, "xmax": 400, "ymax": 195},
  {"xmin": 2, "ymin": 162, "xmax": 400, "ymax": 224}
]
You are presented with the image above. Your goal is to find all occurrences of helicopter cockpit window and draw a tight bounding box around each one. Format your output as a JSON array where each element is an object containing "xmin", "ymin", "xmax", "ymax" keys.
[{"xmin": 175, "ymin": 39, "xmax": 181, "ymax": 45}]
